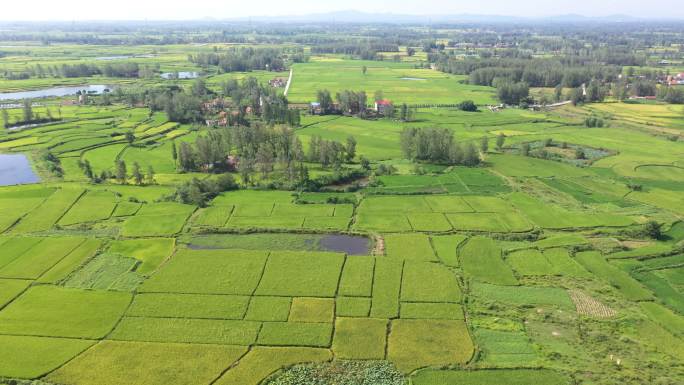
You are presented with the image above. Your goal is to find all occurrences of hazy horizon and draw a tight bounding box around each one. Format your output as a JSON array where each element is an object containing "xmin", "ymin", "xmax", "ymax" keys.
[{"xmin": 1, "ymin": 0, "xmax": 684, "ymax": 21}]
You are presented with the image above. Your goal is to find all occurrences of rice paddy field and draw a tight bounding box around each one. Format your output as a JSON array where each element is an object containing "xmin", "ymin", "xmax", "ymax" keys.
[{"xmin": 1, "ymin": 40, "xmax": 684, "ymax": 385}]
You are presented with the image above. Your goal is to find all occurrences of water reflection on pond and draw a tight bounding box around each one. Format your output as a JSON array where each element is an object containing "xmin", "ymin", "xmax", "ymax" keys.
[
  {"xmin": 0, "ymin": 85, "xmax": 112, "ymax": 101},
  {"xmin": 0, "ymin": 154, "xmax": 40, "ymax": 186},
  {"xmin": 188, "ymin": 233, "xmax": 371, "ymax": 255},
  {"xmin": 161, "ymin": 72, "xmax": 199, "ymax": 80}
]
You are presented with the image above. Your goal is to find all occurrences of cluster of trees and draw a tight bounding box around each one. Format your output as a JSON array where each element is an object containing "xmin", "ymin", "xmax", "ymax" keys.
[
  {"xmin": 435, "ymin": 56, "xmax": 622, "ymax": 89},
  {"xmin": 104, "ymin": 75, "xmax": 302, "ymax": 128},
  {"xmin": 102, "ymin": 63, "xmax": 142, "ymax": 78},
  {"xmin": 150, "ymin": 91, "xmax": 203, "ymax": 123},
  {"xmin": 39, "ymin": 151, "xmax": 63, "ymax": 177},
  {"xmin": 336, "ymin": 90, "xmax": 368, "ymax": 115},
  {"xmin": 174, "ymin": 125, "xmax": 306, "ymax": 179},
  {"xmin": 3, "ymin": 63, "xmax": 158, "ymax": 80},
  {"xmin": 494, "ymin": 79, "xmax": 530, "ymax": 105},
  {"xmin": 262, "ymin": 94, "xmax": 301, "ymax": 127},
  {"xmin": 189, "ymin": 47, "xmax": 287, "ymax": 73},
  {"xmin": 456, "ymin": 100, "xmax": 478, "ymax": 112},
  {"xmin": 315, "ymin": 89, "xmax": 369, "ymax": 116},
  {"xmin": 172, "ymin": 123, "xmax": 358, "ymax": 188},
  {"xmin": 167, "ymin": 174, "xmax": 238, "ymax": 207},
  {"xmin": 567, "ymin": 80, "xmax": 609, "ymax": 105},
  {"xmin": 307, "ymin": 136, "xmax": 356, "ymax": 167},
  {"xmin": 314, "ymin": 89, "xmax": 419, "ymax": 120},
  {"xmin": 311, "ymin": 42, "xmax": 398, "ymax": 60},
  {"xmin": 175, "ymin": 128, "xmax": 236, "ymax": 172},
  {"xmin": 1, "ymin": 99, "xmax": 61, "ymax": 128},
  {"xmin": 584, "ymin": 116, "xmax": 606, "ymax": 128},
  {"xmin": 79, "ymin": 159, "xmax": 155, "ymax": 185},
  {"xmin": 658, "ymin": 87, "xmax": 684, "ymax": 104},
  {"xmin": 220, "ymin": 77, "xmax": 300, "ymax": 125},
  {"xmin": 400, "ymin": 127, "xmax": 481, "ymax": 166},
  {"xmin": 367, "ymin": 102, "xmax": 414, "ymax": 121}
]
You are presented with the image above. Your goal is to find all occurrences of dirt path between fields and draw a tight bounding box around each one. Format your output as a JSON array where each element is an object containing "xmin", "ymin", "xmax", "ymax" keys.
[{"xmin": 284, "ymin": 69, "xmax": 293, "ymax": 96}]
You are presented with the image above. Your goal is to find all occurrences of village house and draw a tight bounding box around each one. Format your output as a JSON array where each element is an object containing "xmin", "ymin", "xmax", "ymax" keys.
[
  {"xmin": 310, "ymin": 102, "xmax": 322, "ymax": 115},
  {"xmin": 374, "ymin": 99, "xmax": 393, "ymax": 114},
  {"xmin": 201, "ymin": 98, "xmax": 228, "ymax": 113},
  {"xmin": 268, "ymin": 77, "xmax": 287, "ymax": 88}
]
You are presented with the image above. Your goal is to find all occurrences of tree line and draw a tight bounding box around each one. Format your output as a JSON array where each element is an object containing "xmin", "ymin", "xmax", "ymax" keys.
[
  {"xmin": 311, "ymin": 42, "xmax": 399, "ymax": 60},
  {"xmin": 434, "ymin": 56, "xmax": 622, "ymax": 89},
  {"xmin": 3, "ymin": 62, "xmax": 160, "ymax": 80},
  {"xmin": 188, "ymin": 47, "xmax": 291, "ymax": 73}
]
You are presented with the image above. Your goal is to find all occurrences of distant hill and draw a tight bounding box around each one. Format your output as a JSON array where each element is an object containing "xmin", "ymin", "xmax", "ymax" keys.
[{"xmin": 229, "ymin": 10, "xmax": 667, "ymax": 24}]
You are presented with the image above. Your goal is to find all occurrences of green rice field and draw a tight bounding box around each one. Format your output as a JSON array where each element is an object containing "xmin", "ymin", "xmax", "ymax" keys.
[{"xmin": 0, "ymin": 29, "xmax": 683, "ymax": 385}]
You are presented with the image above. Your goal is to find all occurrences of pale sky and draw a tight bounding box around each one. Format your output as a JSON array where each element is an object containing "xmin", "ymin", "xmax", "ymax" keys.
[{"xmin": 1, "ymin": 0, "xmax": 682, "ymax": 21}]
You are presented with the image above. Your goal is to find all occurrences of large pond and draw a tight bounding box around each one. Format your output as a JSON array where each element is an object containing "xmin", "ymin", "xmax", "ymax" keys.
[
  {"xmin": 319, "ymin": 234, "xmax": 370, "ymax": 255},
  {"xmin": 188, "ymin": 233, "xmax": 371, "ymax": 255},
  {"xmin": 0, "ymin": 85, "xmax": 112, "ymax": 101},
  {"xmin": 161, "ymin": 72, "xmax": 199, "ymax": 80},
  {"xmin": 95, "ymin": 54, "xmax": 155, "ymax": 61},
  {"xmin": 0, "ymin": 154, "xmax": 40, "ymax": 186}
]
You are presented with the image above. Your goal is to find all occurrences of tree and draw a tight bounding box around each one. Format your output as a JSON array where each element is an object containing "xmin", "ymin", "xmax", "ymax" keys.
[
  {"xmin": 82, "ymin": 160, "xmax": 93, "ymax": 180},
  {"xmin": 132, "ymin": 162, "xmax": 143, "ymax": 185},
  {"xmin": 146, "ymin": 166, "xmax": 155, "ymax": 185},
  {"xmin": 399, "ymin": 103, "xmax": 409, "ymax": 121},
  {"xmin": 480, "ymin": 136, "xmax": 489, "ymax": 153},
  {"xmin": 362, "ymin": 65, "xmax": 367, "ymax": 75},
  {"xmin": 125, "ymin": 131, "xmax": 135, "ymax": 144},
  {"xmin": 569, "ymin": 87, "xmax": 584, "ymax": 106},
  {"xmin": 316, "ymin": 90, "xmax": 334, "ymax": 114},
  {"xmin": 191, "ymin": 78, "xmax": 209, "ymax": 97},
  {"xmin": 496, "ymin": 133, "xmax": 506, "ymax": 150},
  {"xmin": 494, "ymin": 80, "xmax": 529, "ymax": 105},
  {"xmin": 308, "ymin": 135, "xmax": 321, "ymax": 162},
  {"xmin": 521, "ymin": 143, "xmax": 531, "ymax": 156},
  {"xmin": 449, "ymin": 143, "xmax": 464, "ymax": 165},
  {"xmin": 177, "ymin": 142, "xmax": 196, "ymax": 172},
  {"xmin": 256, "ymin": 144, "xmax": 275, "ymax": 177},
  {"xmin": 297, "ymin": 162, "xmax": 310, "ymax": 188},
  {"xmin": 360, "ymin": 156, "xmax": 371, "ymax": 171},
  {"xmin": 612, "ymin": 81, "xmax": 628, "ymax": 101},
  {"xmin": 407, "ymin": 47, "xmax": 416, "ymax": 57},
  {"xmin": 554, "ymin": 85, "xmax": 563, "ymax": 102},
  {"xmin": 22, "ymin": 99, "xmax": 33, "ymax": 123},
  {"xmin": 463, "ymin": 142, "xmax": 481, "ymax": 166},
  {"xmin": 457, "ymin": 100, "xmax": 478, "ymax": 112},
  {"xmin": 171, "ymin": 141, "xmax": 178, "ymax": 163},
  {"xmin": 215, "ymin": 173, "xmax": 238, "ymax": 191},
  {"xmin": 101, "ymin": 92, "xmax": 111, "ymax": 106},
  {"xmin": 345, "ymin": 136, "xmax": 357, "ymax": 162},
  {"xmin": 291, "ymin": 136, "xmax": 304, "ymax": 162},
  {"xmin": 115, "ymin": 160, "xmax": 127, "ymax": 184},
  {"xmin": 238, "ymin": 155, "xmax": 254, "ymax": 185},
  {"xmin": 585, "ymin": 80, "xmax": 606, "ymax": 103},
  {"xmin": 643, "ymin": 220, "xmax": 662, "ymax": 239},
  {"xmin": 1, "ymin": 109, "xmax": 9, "ymax": 128}
]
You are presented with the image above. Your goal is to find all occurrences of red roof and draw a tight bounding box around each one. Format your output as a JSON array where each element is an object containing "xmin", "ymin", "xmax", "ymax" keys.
[{"xmin": 376, "ymin": 99, "xmax": 392, "ymax": 105}]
